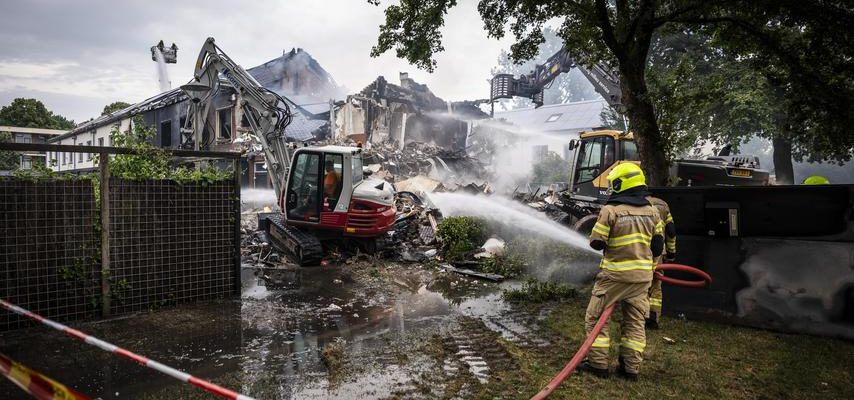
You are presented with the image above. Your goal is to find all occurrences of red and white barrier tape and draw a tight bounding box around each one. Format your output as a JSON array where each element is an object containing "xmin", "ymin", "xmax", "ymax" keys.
[
  {"xmin": 0, "ymin": 352, "xmax": 92, "ymax": 400},
  {"xmin": 0, "ymin": 299, "xmax": 255, "ymax": 400}
]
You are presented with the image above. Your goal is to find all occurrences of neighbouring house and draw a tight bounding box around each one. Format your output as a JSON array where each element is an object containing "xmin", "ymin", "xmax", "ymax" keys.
[
  {"xmin": 0, "ymin": 126, "xmax": 68, "ymax": 174},
  {"xmin": 492, "ymin": 99, "xmax": 609, "ymax": 159},
  {"xmin": 49, "ymin": 48, "xmax": 338, "ymax": 188}
]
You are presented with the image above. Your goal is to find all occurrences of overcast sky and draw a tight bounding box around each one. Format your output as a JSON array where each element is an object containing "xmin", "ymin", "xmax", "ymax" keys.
[{"xmin": 0, "ymin": 0, "xmax": 514, "ymax": 122}]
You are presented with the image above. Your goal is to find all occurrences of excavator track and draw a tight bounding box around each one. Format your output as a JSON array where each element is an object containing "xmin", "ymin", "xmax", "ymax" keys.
[{"xmin": 263, "ymin": 214, "xmax": 323, "ymax": 266}]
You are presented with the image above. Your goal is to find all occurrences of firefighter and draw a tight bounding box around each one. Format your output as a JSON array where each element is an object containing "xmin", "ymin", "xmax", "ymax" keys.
[
  {"xmin": 578, "ymin": 163, "xmax": 664, "ymax": 381},
  {"xmin": 645, "ymin": 195, "xmax": 677, "ymax": 330}
]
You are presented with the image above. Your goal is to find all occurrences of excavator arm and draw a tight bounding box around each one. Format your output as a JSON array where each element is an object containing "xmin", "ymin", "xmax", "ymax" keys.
[
  {"xmin": 490, "ymin": 46, "xmax": 623, "ymax": 111},
  {"xmin": 181, "ymin": 37, "xmax": 295, "ymax": 195}
]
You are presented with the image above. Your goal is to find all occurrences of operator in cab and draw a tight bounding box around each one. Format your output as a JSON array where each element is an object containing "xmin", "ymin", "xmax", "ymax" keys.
[
  {"xmin": 324, "ymin": 160, "xmax": 342, "ymax": 208},
  {"xmin": 579, "ymin": 163, "xmax": 664, "ymax": 381}
]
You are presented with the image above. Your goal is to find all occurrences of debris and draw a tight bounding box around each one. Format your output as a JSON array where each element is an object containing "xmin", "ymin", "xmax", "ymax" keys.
[
  {"xmin": 662, "ymin": 336, "xmax": 676, "ymax": 344},
  {"xmin": 474, "ymin": 237, "xmax": 506, "ymax": 259},
  {"xmin": 395, "ymin": 175, "xmax": 444, "ymax": 195},
  {"xmin": 322, "ymin": 304, "xmax": 342, "ymax": 312},
  {"xmin": 439, "ymin": 264, "xmax": 504, "ymax": 282},
  {"xmin": 424, "ymin": 249, "xmax": 437, "ymax": 258}
]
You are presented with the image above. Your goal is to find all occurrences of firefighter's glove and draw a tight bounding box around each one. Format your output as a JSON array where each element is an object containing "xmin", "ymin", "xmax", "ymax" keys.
[{"xmin": 590, "ymin": 239, "xmax": 607, "ymax": 251}]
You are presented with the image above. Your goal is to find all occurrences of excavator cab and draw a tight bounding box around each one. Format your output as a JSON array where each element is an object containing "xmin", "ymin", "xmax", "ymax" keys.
[
  {"xmin": 280, "ymin": 145, "xmax": 396, "ymax": 236},
  {"xmin": 569, "ymin": 130, "xmax": 639, "ymax": 202}
]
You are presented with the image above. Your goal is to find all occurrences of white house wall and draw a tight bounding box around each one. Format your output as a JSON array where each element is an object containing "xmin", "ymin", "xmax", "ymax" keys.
[{"xmin": 51, "ymin": 118, "xmax": 133, "ymax": 172}]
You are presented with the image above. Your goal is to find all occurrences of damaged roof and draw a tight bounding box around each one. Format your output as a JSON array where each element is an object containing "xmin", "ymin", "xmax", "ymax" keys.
[{"xmin": 493, "ymin": 99, "xmax": 608, "ymax": 135}]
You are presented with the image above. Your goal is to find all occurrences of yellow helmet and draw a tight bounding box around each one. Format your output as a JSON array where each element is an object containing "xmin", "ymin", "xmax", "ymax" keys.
[
  {"xmin": 607, "ymin": 162, "xmax": 646, "ymax": 193},
  {"xmin": 802, "ymin": 175, "xmax": 829, "ymax": 185}
]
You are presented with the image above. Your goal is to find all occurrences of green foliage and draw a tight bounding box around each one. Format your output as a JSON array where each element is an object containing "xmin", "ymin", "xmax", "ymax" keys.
[
  {"xmin": 531, "ymin": 152, "xmax": 570, "ymax": 184},
  {"xmin": 0, "ymin": 131, "xmax": 18, "ymax": 170},
  {"xmin": 101, "ymin": 101, "xmax": 131, "ymax": 116},
  {"xmin": 0, "ymin": 98, "xmax": 75, "ymax": 129},
  {"xmin": 480, "ymin": 254, "xmax": 524, "ymax": 278},
  {"xmin": 369, "ymin": 0, "xmax": 458, "ymax": 72},
  {"xmin": 108, "ymin": 116, "xmax": 231, "ymax": 183},
  {"xmin": 436, "ymin": 216, "xmax": 486, "ymax": 261},
  {"xmin": 502, "ymin": 278, "xmax": 576, "ymax": 303}
]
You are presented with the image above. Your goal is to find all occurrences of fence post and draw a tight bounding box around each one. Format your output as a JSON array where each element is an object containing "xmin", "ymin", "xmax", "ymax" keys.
[
  {"xmin": 100, "ymin": 152, "xmax": 111, "ymax": 317},
  {"xmin": 233, "ymin": 158, "xmax": 241, "ymax": 295}
]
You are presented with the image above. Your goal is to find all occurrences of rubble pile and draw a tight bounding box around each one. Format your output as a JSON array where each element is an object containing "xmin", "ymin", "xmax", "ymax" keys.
[
  {"xmin": 388, "ymin": 191, "xmax": 440, "ymax": 262},
  {"xmin": 362, "ymin": 141, "xmax": 490, "ymax": 190}
]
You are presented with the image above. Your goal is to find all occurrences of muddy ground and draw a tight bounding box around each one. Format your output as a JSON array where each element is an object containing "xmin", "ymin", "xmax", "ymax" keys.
[{"xmin": 2, "ymin": 214, "xmax": 853, "ymax": 399}]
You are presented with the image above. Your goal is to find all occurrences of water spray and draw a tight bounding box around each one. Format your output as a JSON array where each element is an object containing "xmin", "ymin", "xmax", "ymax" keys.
[{"xmin": 427, "ymin": 192, "xmax": 599, "ymax": 255}]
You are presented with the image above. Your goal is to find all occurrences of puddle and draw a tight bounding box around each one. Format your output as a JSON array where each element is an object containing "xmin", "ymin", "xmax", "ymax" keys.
[{"xmin": 0, "ymin": 264, "xmax": 554, "ymax": 399}]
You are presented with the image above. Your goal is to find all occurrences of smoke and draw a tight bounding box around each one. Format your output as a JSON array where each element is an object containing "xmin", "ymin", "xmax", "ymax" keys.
[
  {"xmin": 241, "ymin": 189, "xmax": 277, "ymax": 211},
  {"xmin": 469, "ymin": 119, "xmax": 573, "ymax": 193}
]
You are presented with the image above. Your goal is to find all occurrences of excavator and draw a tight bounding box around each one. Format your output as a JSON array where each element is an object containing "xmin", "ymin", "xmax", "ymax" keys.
[
  {"xmin": 491, "ymin": 46, "xmax": 769, "ymax": 231},
  {"xmin": 181, "ymin": 38, "xmax": 396, "ymax": 265}
]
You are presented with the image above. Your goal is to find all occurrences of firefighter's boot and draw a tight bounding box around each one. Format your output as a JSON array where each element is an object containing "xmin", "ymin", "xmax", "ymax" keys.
[
  {"xmin": 617, "ymin": 357, "xmax": 638, "ymax": 381},
  {"xmin": 578, "ymin": 360, "xmax": 610, "ymax": 379}
]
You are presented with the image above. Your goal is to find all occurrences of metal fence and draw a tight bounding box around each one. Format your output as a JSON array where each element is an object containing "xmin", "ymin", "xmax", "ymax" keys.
[
  {"xmin": 0, "ymin": 179, "xmax": 100, "ymax": 330},
  {"xmin": 0, "ymin": 143, "xmax": 241, "ymax": 330}
]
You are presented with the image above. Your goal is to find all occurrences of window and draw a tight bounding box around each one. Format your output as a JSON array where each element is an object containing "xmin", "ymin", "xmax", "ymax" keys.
[
  {"xmin": 575, "ymin": 137, "xmax": 609, "ymax": 183},
  {"xmin": 15, "ymin": 134, "xmax": 32, "ymax": 143},
  {"xmin": 62, "ymin": 152, "xmax": 66, "ymax": 165},
  {"xmin": 21, "ymin": 156, "xmax": 32, "ymax": 170},
  {"xmin": 285, "ymin": 152, "xmax": 322, "ymax": 221},
  {"xmin": 86, "ymin": 141, "xmax": 92, "ymax": 160},
  {"xmin": 352, "ymin": 153, "xmax": 363, "ymax": 184},
  {"xmin": 545, "ymin": 113, "xmax": 563, "ymax": 123},
  {"xmin": 623, "ymin": 140, "xmax": 640, "ymax": 161},
  {"xmin": 109, "ymin": 137, "xmax": 114, "ymax": 147},
  {"xmin": 78, "ymin": 143, "xmax": 84, "ymax": 162},
  {"xmin": 324, "ymin": 153, "xmax": 344, "ymax": 201},
  {"xmin": 217, "ymin": 108, "xmax": 232, "ymax": 140},
  {"xmin": 254, "ymin": 162, "xmax": 268, "ymax": 189},
  {"xmin": 160, "ymin": 120, "xmax": 172, "ymax": 147},
  {"xmin": 98, "ymin": 137, "xmax": 104, "ymax": 147}
]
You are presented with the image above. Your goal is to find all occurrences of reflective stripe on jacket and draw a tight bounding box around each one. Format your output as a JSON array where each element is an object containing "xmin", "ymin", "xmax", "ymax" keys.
[{"xmin": 589, "ymin": 203, "xmax": 663, "ymax": 283}]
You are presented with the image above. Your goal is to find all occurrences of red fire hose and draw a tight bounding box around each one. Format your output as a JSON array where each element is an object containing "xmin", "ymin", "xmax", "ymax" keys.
[{"xmin": 530, "ymin": 264, "xmax": 712, "ymax": 400}]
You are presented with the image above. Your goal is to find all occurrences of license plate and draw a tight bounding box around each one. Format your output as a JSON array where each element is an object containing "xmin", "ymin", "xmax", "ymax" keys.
[{"xmin": 731, "ymin": 169, "xmax": 752, "ymax": 177}]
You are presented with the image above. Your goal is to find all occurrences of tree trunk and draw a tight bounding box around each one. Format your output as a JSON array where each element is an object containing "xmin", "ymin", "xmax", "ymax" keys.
[
  {"xmin": 772, "ymin": 135, "xmax": 794, "ymax": 184},
  {"xmin": 620, "ymin": 64, "xmax": 669, "ymax": 186}
]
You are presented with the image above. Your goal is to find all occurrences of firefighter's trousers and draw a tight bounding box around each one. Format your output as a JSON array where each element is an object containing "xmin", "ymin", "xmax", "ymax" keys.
[
  {"xmin": 584, "ymin": 274, "xmax": 651, "ymax": 374},
  {"xmin": 648, "ymin": 277, "xmax": 663, "ymax": 322}
]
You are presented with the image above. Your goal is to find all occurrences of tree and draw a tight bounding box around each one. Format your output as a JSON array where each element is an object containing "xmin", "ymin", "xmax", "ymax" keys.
[
  {"xmin": 0, "ymin": 131, "xmax": 18, "ymax": 170},
  {"xmin": 370, "ymin": 1, "xmax": 853, "ymax": 185},
  {"xmin": 702, "ymin": 1, "xmax": 854, "ymax": 183},
  {"xmin": 370, "ymin": 0, "xmax": 716, "ymax": 185},
  {"xmin": 101, "ymin": 101, "xmax": 131, "ymax": 116},
  {"xmin": 0, "ymin": 98, "xmax": 75, "ymax": 130},
  {"xmin": 492, "ymin": 27, "xmax": 598, "ymax": 110}
]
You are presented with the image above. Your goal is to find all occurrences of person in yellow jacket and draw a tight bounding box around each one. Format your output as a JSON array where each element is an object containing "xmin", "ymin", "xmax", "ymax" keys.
[
  {"xmin": 645, "ymin": 195, "xmax": 677, "ymax": 329},
  {"xmin": 578, "ymin": 163, "xmax": 664, "ymax": 381}
]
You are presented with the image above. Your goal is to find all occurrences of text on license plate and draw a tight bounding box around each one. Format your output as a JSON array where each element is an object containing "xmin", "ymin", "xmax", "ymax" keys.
[{"xmin": 731, "ymin": 169, "xmax": 752, "ymax": 177}]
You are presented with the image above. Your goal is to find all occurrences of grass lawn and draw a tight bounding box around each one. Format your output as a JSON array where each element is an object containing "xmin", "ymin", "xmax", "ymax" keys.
[{"xmin": 465, "ymin": 297, "xmax": 854, "ymax": 399}]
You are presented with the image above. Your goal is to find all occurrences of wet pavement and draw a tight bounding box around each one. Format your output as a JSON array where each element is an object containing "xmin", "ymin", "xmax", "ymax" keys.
[{"xmin": 0, "ymin": 259, "xmax": 572, "ymax": 399}]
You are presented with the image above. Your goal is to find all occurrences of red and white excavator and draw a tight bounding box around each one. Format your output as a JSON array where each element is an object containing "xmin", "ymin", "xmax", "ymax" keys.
[{"xmin": 181, "ymin": 38, "xmax": 396, "ymax": 265}]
